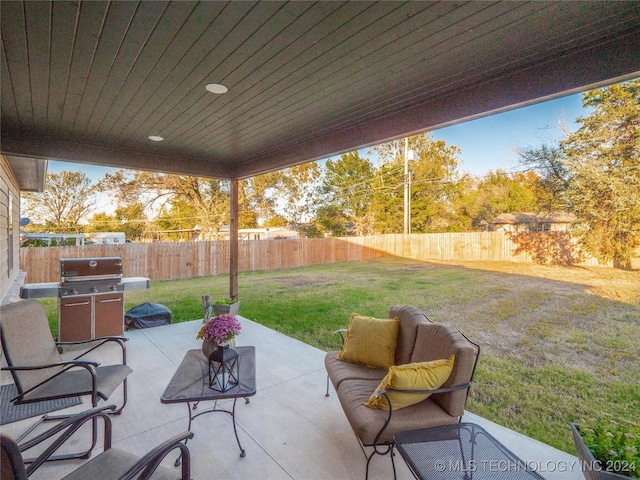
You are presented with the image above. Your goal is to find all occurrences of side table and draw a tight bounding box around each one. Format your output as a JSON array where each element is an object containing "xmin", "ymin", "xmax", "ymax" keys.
[
  {"xmin": 161, "ymin": 346, "xmax": 256, "ymax": 463},
  {"xmin": 394, "ymin": 423, "xmax": 545, "ymax": 480}
]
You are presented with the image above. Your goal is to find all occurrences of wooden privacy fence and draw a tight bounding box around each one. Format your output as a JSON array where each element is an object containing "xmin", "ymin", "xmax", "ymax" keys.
[{"xmin": 20, "ymin": 232, "xmax": 631, "ymax": 284}]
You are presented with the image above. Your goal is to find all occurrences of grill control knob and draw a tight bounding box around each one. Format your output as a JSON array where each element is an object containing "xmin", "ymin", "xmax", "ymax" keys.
[
  {"xmin": 91, "ymin": 286, "xmax": 99, "ymax": 293},
  {"xmin": 110, "ymin": 285, "xmax": 118, "ymax": 291},
  {"xmin": 71, "ymin": 288, "xmax": 78, "ymax": 295}
]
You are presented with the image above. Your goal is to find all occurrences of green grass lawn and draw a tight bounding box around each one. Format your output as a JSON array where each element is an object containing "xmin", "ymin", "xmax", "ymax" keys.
[{"xmin": 37, "ymin": 256, "xmax": 640, "ymax": 454}]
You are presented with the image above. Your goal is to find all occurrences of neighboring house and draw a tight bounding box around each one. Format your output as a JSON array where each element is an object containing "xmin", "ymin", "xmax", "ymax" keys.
[
  {"xmin": 91, "ymin": 232, "xmax": 127, "ymax": 244},
  {"xmin": 490, "ymin": 212, "xmax": 576, "ymax": 232},
  {"xmin": 237, "ymin": 227, "xmax": 299, "ymax": 240},
  {"xmin": 202, "ymin": 226, "xmax": 300, "ymax": 241},
  {"xmin": 1, "ymin": 155, "xmax": 47, "ymax": 304}
]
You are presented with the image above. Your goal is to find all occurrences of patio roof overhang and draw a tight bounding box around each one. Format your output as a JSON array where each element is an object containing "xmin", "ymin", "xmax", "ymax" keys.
[{"xmin": 1, "ymin": 1, "xmax": 639, "ymax": 181}]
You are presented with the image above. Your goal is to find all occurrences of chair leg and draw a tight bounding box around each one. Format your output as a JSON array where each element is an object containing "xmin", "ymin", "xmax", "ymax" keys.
[
  {"xmin": 364, "ymin": 443, "xmax": 397, "ymax": 480},
  {"xmin": 111, "ymin": 378, "xmax": 128, "ymax": 415},
  {"xmin": 326, "ymin": 375, "xmax": 330, "ymax": 397},
  {"xmin": 390, "ymin": 443, "xmax": 397, "ymax": 480}
]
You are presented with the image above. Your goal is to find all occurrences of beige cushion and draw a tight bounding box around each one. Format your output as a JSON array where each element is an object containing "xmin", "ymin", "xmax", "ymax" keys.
[
  {"xmin": 411, "ymin": 323, "xmax": 476, "ymax": 416},
  {"xmin": 324, "ymin": 352, "xmax": 387, "ymax": 391},
  {"xmin": 337, "ymin": 378, "xmax": 456, "ymax": 445},
  {"xmin": 365, "ymin": 355, "xmax": 455, "ymax": 410},
  {"xmin": 388, "ymin": 305, "xmax": 429, "ymax": 364},
  {"xmin": 337, "ymin": 314, "xmax": 399, "ymax": 368},
  {"xmin": 0, "ymin": 300, "xmax": 64, "ymax": 391}
]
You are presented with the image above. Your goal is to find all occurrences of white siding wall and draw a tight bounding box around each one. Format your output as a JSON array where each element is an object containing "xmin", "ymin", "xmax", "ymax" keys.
[{"xmin": 0, "ymin": 155, "xmax": 21, "ymax": 304}]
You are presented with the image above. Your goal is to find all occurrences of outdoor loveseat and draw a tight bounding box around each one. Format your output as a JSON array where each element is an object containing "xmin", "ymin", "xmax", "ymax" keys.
[{"xmin": 324, "ymin": 305, "xmax": 480, "ymax": 479}]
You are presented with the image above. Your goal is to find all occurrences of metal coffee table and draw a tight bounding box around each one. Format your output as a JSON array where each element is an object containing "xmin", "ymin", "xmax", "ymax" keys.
[
  {"xmin": 161, "ymin": 346, "xmax": 256, "ymax": 463},
  {"xmin": 394, "ymin": 423, "xmax": 545, "ymax": 480}
]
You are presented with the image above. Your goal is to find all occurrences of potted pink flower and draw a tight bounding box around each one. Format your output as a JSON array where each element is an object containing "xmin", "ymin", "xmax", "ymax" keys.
[{"xmin": 197, "ymin": 314, "xmax": 242, "ymax": 358}]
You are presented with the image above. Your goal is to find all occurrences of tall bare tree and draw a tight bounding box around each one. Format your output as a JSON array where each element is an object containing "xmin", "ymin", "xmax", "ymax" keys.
[
  {"xmin": 22, "ymin": 170, "xmax": 97, "ymax": 233},
  {"xmin": 100, "ymin": 171, "xmax": 230, "ymax": 237}
]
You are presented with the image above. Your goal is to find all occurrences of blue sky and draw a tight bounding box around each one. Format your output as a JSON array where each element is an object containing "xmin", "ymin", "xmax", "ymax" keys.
[
  {"xmin": 430, "ymin": 93, "xmax": 585, "ymax": 177},
  {"xmin": 48, "ymin": 93, "xmax": 587, "ymax": 212}
]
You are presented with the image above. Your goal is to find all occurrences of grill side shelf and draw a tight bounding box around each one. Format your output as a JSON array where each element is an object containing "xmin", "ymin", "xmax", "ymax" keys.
[{"xmin": 19, "ymin": 282, "xmax": 59, "ymax": 299}]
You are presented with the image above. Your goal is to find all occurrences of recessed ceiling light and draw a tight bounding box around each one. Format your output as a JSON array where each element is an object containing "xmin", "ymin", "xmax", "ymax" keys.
[
  {"xmin": 148, "ymin": 135, "xmax": 164, "ymax": 142},
  {"xmin": 205, "ymin": 83, "xmax": 228, "ymax": 94}
]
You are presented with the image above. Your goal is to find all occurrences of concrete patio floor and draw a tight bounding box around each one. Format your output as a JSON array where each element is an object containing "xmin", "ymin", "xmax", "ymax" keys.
[{"xmin": 1, "ymin": 317, "xmax": 586, "ymax": 480}]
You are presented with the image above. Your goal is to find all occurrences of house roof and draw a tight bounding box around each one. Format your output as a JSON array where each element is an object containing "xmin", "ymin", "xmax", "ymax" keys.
[
  {"xmin": 4, "ymin": 156, "xmax": 47, "ymax": 192},
  {"xmin": 491, "ymin": 212, "xmax": 577, "ymax": 225},
  {"xmin": 1, "ymin": 1, "xmax": 639, "ymax": 180}
]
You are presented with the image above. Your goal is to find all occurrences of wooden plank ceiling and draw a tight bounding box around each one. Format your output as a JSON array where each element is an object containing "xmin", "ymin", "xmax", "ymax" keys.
[{"xmin": 1, "ymin": 1, "xmax": 639, "ymax": 180}]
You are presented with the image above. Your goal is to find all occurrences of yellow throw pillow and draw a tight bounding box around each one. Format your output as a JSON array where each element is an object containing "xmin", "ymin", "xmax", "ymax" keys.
[
  {"xmin": 337, "ymin": 314, "xmax": 399, "ymax": 368},
  {"xmin": 365, "ymin": 355, "xmax": 455, "ymax": 410}
]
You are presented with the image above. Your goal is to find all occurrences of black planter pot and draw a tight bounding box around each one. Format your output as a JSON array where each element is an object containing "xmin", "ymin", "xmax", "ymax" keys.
[{"xmin": 570, "ymin": 423, "xmax": 631, "ymax": 480}]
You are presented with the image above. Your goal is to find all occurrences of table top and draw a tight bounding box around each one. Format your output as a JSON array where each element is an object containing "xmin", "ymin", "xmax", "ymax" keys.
[
  {"xmin": 394, "ymin": 423, "xmax": 545, "ymax": 480},
  {"xmin": 161, "ymin": 346, "xmax": 256, "ymax": 404}
]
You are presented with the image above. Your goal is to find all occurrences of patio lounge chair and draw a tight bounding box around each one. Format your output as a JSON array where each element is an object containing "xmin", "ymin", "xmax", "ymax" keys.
[
  {"xmin": 0, "ymin": 299, "xmax": 132, "ymax": 460},
  {"xmin": 0, "ymin": 404, "xmax": 194, "ymax": 480},
  {"xmin": 325, "ymin": 305, "xmax": 480, "ymax": 480}
]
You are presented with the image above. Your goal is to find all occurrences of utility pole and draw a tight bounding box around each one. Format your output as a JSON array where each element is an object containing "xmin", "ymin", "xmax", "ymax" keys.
[{"xmin": 403, "ymin": 137, "xmax": 413, "ymax": 234}]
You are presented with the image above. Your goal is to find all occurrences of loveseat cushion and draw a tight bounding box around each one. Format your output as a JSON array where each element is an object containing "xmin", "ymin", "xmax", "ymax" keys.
[
  {"xmin": 337, "ymin": 378, "xmax": 457, "ymax": 445},
  {"xmin": 364, "ymin": 355, "xmax": 455, "ymax": 411},
  {"xmin": 337, "ymin": 314, "xmax": 399, "ymax": 368},
  {"xmin": 410, "ymin": 323, "xmax": 476, "ymax": 417},
  {"xmin": 325, "ymin": 352, "xmax": 388, "ymax": 391},
  {"xmin": 388, "ymin": 305, "xmax": 431, "ymax": 365}
]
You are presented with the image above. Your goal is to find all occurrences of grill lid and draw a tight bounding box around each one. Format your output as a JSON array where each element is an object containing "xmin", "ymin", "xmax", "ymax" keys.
[{"xmin": 60, "ymin": 257, "xmax": 123, "ymax": 283}]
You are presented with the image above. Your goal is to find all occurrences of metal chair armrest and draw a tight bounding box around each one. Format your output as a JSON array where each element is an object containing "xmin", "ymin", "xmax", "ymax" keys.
[
  {"xmin": 121, "ymin": 431, "xmax": 195, "ymax": 480},
  {"xmin": 332, "ymin": 329, "xmax": 347, "ymax": 347},
  {"xmin": 2, "ymin": 359, "xmax": 100, "ymax": 372},
  {"xmin": 4, "ymin": 360, "xmax": 99, "ymax": 404},
  {"xmin": 20, "ymin": 405, "xmax": 115, "ymax": 476},
  {"xmin": 370, "ymin": 382, "xmax": 473, "ymax": 448}
]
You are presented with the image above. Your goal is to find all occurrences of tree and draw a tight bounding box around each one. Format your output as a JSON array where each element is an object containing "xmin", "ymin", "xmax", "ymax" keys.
[
  {"xmin": 371, "ymin": 133, "xmax": 462, "ymax": 233},
  {"xmin": 100, "ymin": 168, "xmax": 311, "ymax": 237},
  {"xmin": 276, "ymin": 163, "xmax": 322, "ymax": 230},
  {"xmin": 85, "ymin": 203, "xmax": 147, "ymax": 241},
  {"xmin": 561, "ymin": 80, "xmax": 640, "ymax": 267},
  {"xmin": 320, "ymin": 152, "xmax": 375, "ymax": 235},
  {"xmin": 369, "ymin": 161, "xmax": 404, "ymax": 233},
  {"xmin": 100, "ymin": 171, "xmax": 230, "ymax": 237},
  {"xmin": 459, "ymin": 170, "xmax": 540, "ymax": 229},
  {"xmin": 310, "ymin": 205, "xmax": 348, "ymax": 237},
  {"xmin": 22, "ymin": 170, "xmax": 98, "ymax": 233},
  {"xmin": 516, "ymin": 144, "xmax": 570, "ymax": 212}
]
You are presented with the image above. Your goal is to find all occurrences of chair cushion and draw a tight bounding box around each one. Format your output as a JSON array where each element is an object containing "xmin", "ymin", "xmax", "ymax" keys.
[
  {"xmin": 61, "ymin": 447, "xmax": 180, "ymax": 480},
  {"xmin": 336, "ymin": 314, "xmax": 399, "ymax": 368},
  {"xmin": 411, "ymin": 323, "xmax": 476, "ymax": 417},
  {"xmin": 364, "ymin": 355, "xmax": 455, "ymax": 411},
  {"xmin": 21, "ymin": 364, "xmax": 132, "ymax": 403},
  {"xmin": 325, "ymin": 351, "xmax": 387, "ymax": 391},
  {"xmin": 0, "ymin": 300, "xmax": 64, "ymax": 392},
  {"xmin": 388, "ymin": 305, "xmax": 431, "ymax": 365},
  {"xmin": 337, "ymin": 378, "xmax": 456, "ymax": 445}
]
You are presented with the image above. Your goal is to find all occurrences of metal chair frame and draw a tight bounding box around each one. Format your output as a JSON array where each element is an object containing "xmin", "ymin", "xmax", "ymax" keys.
[{"xmin": 1, "ymin": 405, "xmax": 194, "ymax": 480}]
